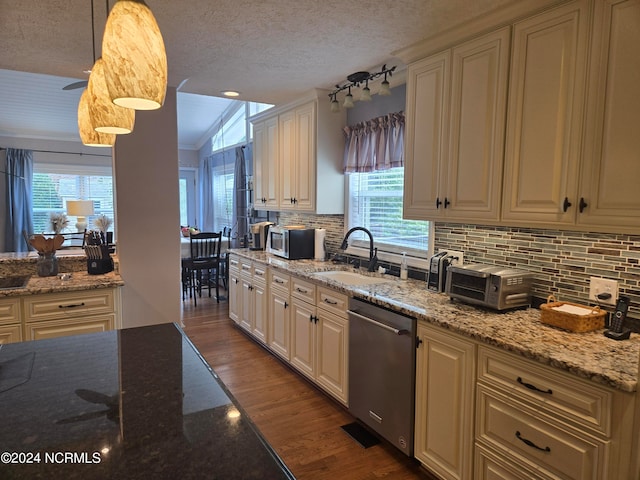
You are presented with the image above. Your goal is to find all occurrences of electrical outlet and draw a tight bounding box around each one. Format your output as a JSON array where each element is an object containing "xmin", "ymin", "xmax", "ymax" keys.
[
  {"xmin": 589, "ymin": 277, "xmax": 618, "ymax": 306},
  {"xmin": 442, "ymin": 250, "xmax": 464, "ymax": 266}
]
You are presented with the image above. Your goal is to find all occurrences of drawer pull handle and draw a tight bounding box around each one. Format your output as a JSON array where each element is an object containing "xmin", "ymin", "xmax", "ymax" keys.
[
  {"xmin": 274, "ymin": 278, "xmax": 284, "ymax": 284},
  {"xmin": 517, "ymin": 377, "xmax": 552, "ymax": 394},
  {"xmin": 296, "ymin": 287, "xmax": 308, "ymax": 293},
  {"xmin": 58, "ymin": 302, "xmax": 86, "ymax": 309},
  {"xmin": 323, "ymin": 298, "xmax": 338, "ymax": 305},
  {"xmin": 515, "ymin": 431, "xmax": 550, "ymax": 453}
]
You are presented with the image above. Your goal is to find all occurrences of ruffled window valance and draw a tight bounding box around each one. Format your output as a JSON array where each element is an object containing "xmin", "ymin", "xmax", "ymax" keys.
[{"xmin": 343, "ymin": 111, "xmax": 404, "ymax": 173}]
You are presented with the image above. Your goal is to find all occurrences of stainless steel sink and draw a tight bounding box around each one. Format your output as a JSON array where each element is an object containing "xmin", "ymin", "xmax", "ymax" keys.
[
  {"xmin": 312, "ymin": 270, "xmax": 392, "ymax": 286},
  {"xmin": 0, "ymin": 275, "xmax": 31, "ymax": 290}
]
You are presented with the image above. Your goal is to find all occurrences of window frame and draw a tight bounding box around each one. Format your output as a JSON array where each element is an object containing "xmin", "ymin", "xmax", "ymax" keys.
[{"xmin": 344, "ymin": 167, "xmax": 433, "ymax": 269}]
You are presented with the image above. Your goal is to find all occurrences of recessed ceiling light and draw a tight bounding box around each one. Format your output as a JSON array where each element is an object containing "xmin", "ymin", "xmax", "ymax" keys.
[{"xmin": 221, "ymin": 90, "xmax": 241, "ymax": 97}]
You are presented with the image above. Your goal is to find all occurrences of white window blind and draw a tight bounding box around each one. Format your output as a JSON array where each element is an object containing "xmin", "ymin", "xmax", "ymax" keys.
[
  {"xmin": 32, "ymin": 163, "xmax": 113, "ymax": 234},
  {"xmin": 212, "ymin": 165, "xmax": 234, "ymax": 232},
  {"xmin": 347, "ymin": 167, "xmax": 429, "ymax": 256}
]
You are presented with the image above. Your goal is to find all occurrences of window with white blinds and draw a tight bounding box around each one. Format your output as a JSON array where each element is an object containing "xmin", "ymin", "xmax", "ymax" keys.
[
  {"xmin": 347, "ymin": 167, "xmax": 429, "ymax": 256},
  {"xmin": 212, "ymin": 165, "xmax": 234, "ymax": 232},
  {"xmin": 32, "ymin": 163, "xmax": 114, "ymax": 234}
]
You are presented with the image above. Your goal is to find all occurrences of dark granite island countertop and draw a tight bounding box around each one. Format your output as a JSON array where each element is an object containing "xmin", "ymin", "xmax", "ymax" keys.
[{"xmin": 0, "ymin": 323, "xmax": 295, "ymax": 480}]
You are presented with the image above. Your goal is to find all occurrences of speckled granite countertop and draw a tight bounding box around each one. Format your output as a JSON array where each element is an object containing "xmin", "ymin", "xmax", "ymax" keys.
[
  {"xmin": 230, "ymin": 249, "xmax": 640, "ymax": 393},
  {"xmin": 0, "ymin": 251, "xmax": 123, "ymax": 297},
  {"xmin": 0, "ymin": 323, "xmax": 295, "ymax": 480}
]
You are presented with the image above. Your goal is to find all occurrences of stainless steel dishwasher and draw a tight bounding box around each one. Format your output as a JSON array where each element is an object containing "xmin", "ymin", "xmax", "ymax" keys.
[{"xmin": 348, "ymin": 297, "xmax": 417, "ymax": 456}]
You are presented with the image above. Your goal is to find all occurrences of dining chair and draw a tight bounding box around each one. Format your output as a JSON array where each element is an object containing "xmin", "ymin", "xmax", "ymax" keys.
[{"xmin": 187, "ymin": 231, "xmax": 223, "ymax": 305}]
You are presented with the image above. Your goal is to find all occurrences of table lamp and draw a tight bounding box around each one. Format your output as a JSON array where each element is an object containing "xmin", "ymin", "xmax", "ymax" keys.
[{"xmin": 66, "ymin": 200, "xmax": 95, "ymax": 232}]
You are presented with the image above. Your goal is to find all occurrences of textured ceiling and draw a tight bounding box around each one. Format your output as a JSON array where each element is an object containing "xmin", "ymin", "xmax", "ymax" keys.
[{"xmin": 0, "ymin": 0, "xmax": 519, "ymax": 148}]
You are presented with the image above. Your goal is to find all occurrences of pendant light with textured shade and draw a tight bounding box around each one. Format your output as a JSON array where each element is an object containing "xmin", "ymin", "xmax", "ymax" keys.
[
  {"xmin": 102, "ymin": 0, "xmax": 167, "ymax": 110},
  {"xmin": 87, "ymin": 58, "xmax": 135, "ymax": 134},
  {"xmin": 78, "ymin": 89, "xmax": 116, "ymax": 147}
]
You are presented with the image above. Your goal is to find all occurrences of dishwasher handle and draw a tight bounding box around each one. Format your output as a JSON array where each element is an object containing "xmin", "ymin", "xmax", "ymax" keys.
[{"xmin": 348, "ymin": 310, "xmax": 410, "ymax": 336}]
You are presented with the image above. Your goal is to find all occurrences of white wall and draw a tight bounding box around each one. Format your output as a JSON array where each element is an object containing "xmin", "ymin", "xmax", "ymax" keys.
[{"xmin": 113, "ymin": 87, "xmax": 181, "ymax": 328}]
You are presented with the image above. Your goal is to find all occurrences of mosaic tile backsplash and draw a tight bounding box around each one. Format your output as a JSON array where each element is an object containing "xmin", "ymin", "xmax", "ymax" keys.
[
  {"xmin": 278, "ymin": 212, "xmax": 640, "ymax": 325},
  {"xmin": 435, "ymin": 223, "xmax": 640, "ymax": 323}
]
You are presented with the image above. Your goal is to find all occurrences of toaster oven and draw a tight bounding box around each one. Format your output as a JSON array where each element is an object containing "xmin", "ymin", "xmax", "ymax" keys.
[{"xmin": 445, "ymin": 264, "xmax": 533, "ymax": 310}]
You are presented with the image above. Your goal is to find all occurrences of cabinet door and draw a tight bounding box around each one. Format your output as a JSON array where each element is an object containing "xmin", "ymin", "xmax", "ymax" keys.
[
  {"xmin": 445, "ymin": 27, "xmax": 510, "ymax": 221},
  {"xmin": 252, "ymin": 279, "xmax": 268, "ymax": 344},
  {"xmin": 292, "ymin": 102, "xmax": 315, "ymax": 211},
  {"xmin": 315, "ymin": 310, "xmax": 348, "ymax": 405},
  {"xmin": 502, "ymin": 1, "xmax": 590, "ymax": 225},
  {"xmin": 228, "ymin": 268, "xmax": 241, "ymax": 323},
  {"xmin": 254, "ymin": 117, "xmax": 279, "ymax": 210},
  {"xmin": 239, "ymin": 274, "xmax": 253, "ymax": 333},
  {"xmin": 279, "ymin": 109, "xmax": 296, "ymax": 210},
  {"xmin": 279, "ymin": 102, "xmax": 316, "ymax": 212},
  {"xmin": 268, "ymin": 288, "xmax": 290, "ymax": 361},
  {"xmin": 403, "ymin": 51, "xmax": 450, "ymax": 220},
  {"xmin": 290, "ymin": 298, "xmax": 315, "ymax": 379},
  {"xmin": 415, "ymin": 323, "xmax": 475, "ymax": 480},
  {"xmin": 579, "ymin": 0, "xmax": 640, "ymax": 232}
]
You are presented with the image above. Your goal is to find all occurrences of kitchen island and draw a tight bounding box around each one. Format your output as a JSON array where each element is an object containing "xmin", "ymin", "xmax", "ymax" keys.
[{"xmin": 0, "ymin": 322, "xmax": 295, "ymax": 480}]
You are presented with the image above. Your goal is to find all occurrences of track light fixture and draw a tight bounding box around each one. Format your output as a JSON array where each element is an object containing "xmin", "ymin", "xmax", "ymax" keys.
[{"xmin": 328, "ymin": 64, "xmax": 396, "ymax": 111}]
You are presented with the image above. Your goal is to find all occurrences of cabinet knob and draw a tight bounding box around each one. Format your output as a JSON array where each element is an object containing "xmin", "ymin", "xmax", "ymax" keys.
[
  {"xmin": 444, "ymin": 197, "xmax": 450, "ymax": 208},
  {"xmin": 436, "ymin": 198, "xmax": 442, "ymax": 209},
  {"xmin": 579, "ymin": 197, "xmax": 588, "ymax": 213},
  {"xmin": 562, "ymin": 197, "xmax": 572, "ymax": 212},
  {"xmin": 284, "ymin": 301, "xmax": 288, "ymax": 309}
]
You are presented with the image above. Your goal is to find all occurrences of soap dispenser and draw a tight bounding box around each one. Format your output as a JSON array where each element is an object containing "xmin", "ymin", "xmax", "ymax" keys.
[{"xmin": 400, "ymin": 252, "xmax": 408, "ymax": 280}]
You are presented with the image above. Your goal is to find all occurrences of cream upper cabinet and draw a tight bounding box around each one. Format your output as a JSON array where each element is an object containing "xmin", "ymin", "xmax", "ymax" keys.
[
  {"xmin": 501, "ymin": 0, "xmax": 591, "ymax": 226},
  {"xmin": 404, "ymin": 28, "xmax": 510, "ymax": 221},
  {"xmin": 414, "ymin": 322, "xmax": 476, "ymax": 480},
  {"xmin": 577, "ymin": 0, "xmax": 640, "ymax": 232},
  {"xmin": 253, "ymin": 117, "xmax": 279, "ymax": 210},
  {"xmin": 279, "ymin": 102, "xmax": 315, "ymax": 211},
  {"xmin": 403, "ymin": 50, "xmax": 449, "ymax": 219},
  {"xmin": 250, "ymin": 90, "xmax": 345, "ymax": 214}
]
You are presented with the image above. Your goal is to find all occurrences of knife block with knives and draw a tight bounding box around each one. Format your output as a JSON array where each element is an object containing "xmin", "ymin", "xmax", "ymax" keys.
[{"xmin": 84, "ymin": 231, "xmax": 114, "ymax": 275}]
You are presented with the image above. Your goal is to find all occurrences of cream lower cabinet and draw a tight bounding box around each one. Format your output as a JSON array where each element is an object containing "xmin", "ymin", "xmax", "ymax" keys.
[
  {"xmin": 239, "ymin": 259, "xmax": 268, "ymax": 344},
  {"xmin": 268, "ymin": 269, "xmax": 291, "ymax": 361},
  {"xmin": 0, "ymin": 297, "xmax": 23, "ymax": 344},
  {"xmin": 474, "ymin": 345, "xmax": 635, "ymax": 480},
  {"xmin": 414, "ymin": 322, "xmax": 476, "ymax": 480},
  {"xmin": 22, "ymin": 288, "xmax": 121, "ymax": 341},
  {"xmin": 290, "ymin": 279, "xmax": 348, "ymax": 405},
  {"xmin": 228, "ymin": 254, "xmax": 241, "ymax": 323}
]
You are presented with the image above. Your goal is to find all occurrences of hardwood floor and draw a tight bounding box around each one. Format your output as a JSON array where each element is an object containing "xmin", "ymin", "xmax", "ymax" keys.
[{"xmin": 181, "ymin": 294, "xmax": 437, "ymax": 480}]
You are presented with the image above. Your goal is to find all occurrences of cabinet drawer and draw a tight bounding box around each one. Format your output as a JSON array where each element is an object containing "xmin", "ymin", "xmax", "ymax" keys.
[
  {"xmin": 477, "ymin": 384, "xmax": 607, "ymax": 480},
  {"xmin": 0, "ymin": 324, "xmax": 23, "ymax": 344},
  {"xmin": 25, "ymin": 314, "xmax": 115, "ymax": 341},
  {"xmin": 240, "ymin": 259, "xmax": 253, "ymax": 275},
  {"xmin": 475, "ymin": 442, "xmax": 556, "ymax": 480},
  {"xmin": 0, "ymin": 298, "xmax": 20, "ymax": 325},
  {"xmin": 23, "ymin": 289, "xmax": 116, "ymax": 322},
  {"xmin": 253, "ymin": 264, "xmax": 267, "ymax": 279},
  {"xmin": 228, "ymin": 255, "xmax": 240, "ymax": 272},
  {"xmin": 317, "ymin": 286, "xmax": 348, "ymax": 318},
  {"xmin": 270, "ymin": 270, "xmax": 291, "ymax": 291},
  {"xmin": 291, "ymin": 277, "xmax": 316, "ymax": 303},
  {"xmin": 477, "ymin": 346, "xmax": 612, "ymax": 436}
]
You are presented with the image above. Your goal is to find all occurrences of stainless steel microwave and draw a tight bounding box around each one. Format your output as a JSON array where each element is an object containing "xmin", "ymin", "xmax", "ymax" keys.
[
  {"xmin": 445, "ymin": 264, "xmax": 533, "ymax": 310},
  {"xmin": 267, "ymin": 226, "xmax": 315, "ymax": 260}
]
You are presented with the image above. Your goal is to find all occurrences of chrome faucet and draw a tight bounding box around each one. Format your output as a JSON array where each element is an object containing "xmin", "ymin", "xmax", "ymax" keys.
[{"xmin": 340, "ymin": 227, "xmax": 378, "ymax": 272}]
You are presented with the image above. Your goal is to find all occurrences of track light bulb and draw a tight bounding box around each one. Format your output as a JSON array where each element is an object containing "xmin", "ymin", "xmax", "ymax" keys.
[
  {"xmin": 379, "ymin": 79, "xmax": 391, "ymax": 96},
  {"xmin": 343, "ymin": 90, "xmax": 354, "ymax": 109},
  {"xmin": 360, "ymin": 86, "xmax": 371, "ymax": 101}
]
